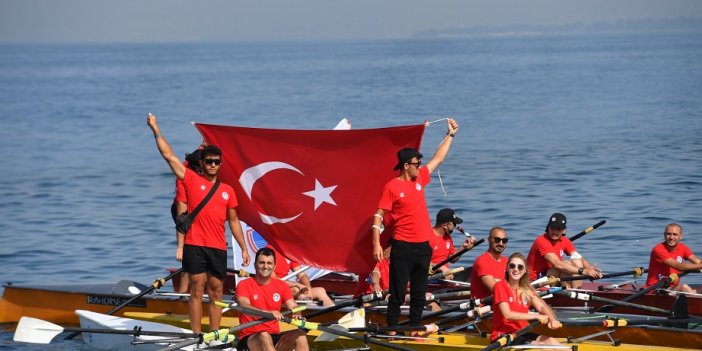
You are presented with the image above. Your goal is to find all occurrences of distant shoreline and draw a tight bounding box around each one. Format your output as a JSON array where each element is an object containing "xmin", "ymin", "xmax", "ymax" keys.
[{"xmin": 413, "ymin": 17, "xmax": 702, "ymax": 39}]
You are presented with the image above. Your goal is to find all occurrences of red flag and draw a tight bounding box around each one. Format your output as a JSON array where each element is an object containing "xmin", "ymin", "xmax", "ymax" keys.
[{"xmin": 195, "ymin": 123, "xmax": 425, "ymax": 274}]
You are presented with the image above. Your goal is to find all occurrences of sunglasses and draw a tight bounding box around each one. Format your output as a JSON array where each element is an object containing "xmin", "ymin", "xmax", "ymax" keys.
[
  {"xmin": 407, "ymin": 161, "xmax": 421, "ymax": 167},
  {"xmin": 508, "ymin": 263, "xmax": 525, "ymax": 271},
  {"xmin": 203, "ymin": 158, "xmax": 222, "ymax": 166},
  {"xmin": 493, "ymin": 237, "xmax": 509, "ymax": 244}
]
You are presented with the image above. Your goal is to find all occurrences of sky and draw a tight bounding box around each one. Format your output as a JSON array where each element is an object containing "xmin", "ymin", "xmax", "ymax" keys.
[{"xmin": 1, "ymin": 0, "xmax": 701, "ymax": 43}]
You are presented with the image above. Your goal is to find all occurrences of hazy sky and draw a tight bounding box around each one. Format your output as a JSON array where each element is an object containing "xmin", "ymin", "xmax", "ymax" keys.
[{"xmin": 1, "ymin": 0, "xmax": 701, "ymax": 43}]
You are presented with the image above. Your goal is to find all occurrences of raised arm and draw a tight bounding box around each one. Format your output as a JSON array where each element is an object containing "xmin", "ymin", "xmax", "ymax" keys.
[
  {"xmin": 425, "ymin": 118, "xmax": 459, "ymax": 174},
  {"xmin": 146, "ymin": 113, "xmax": 186, "ymax": 180}
]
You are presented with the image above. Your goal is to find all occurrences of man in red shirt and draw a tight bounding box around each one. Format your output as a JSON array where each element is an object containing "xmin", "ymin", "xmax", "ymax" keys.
[
  {"xmin": 236, "ymin": 247, "xmax": 308, "ymax": 351},
  {"xmin": 266, "ymin": 245, "xmax": 334, "ymax": 306},
  {"xmin": 526, "ymin": 213, "xmax": 602, "ymax": 288},
  {"xmin": 371, "ymin": 118, "xmax": 459, "ymax": 329},
  {"xmin": 646, "ymin": 223, "xmax": 702, "ymax": 293},
  {"xmin": 469, "ymin": 227, "xmax": 509, "ymax": 300},
  {"xmin": 430, "ymin": 208, "xmax": 474, "ymax": 279},
  {"xmin": 147, "ymin": 114, "xmax": 251, "ymax": 334}
]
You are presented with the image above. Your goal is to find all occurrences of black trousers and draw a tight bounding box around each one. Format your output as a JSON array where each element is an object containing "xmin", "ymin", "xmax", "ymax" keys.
[{"xmin": 387, "ymin": 240, "xmax": 432, "ymax": 327}]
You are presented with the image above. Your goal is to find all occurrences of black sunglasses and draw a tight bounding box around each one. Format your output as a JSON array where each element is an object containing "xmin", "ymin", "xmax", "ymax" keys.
[
  {"xmin": 508, "ymin": 263, "xmax": 525, "ymax": 271},
  {"xmin": 203, "ymin": 158, "xmax": 221, "ymax": 165},
  {"xmin": 493, "ymin": 237, "xmax": 509, "ymax": 244},
  {"xmin": 407, "ymin": 161, "xmax": 421, "ymax": 167}
]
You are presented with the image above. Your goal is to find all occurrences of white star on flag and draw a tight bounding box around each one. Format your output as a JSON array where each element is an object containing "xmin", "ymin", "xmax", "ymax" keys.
[{"xmin": 303, "ymin": 179, "xmax": 337, "ymax": 210}]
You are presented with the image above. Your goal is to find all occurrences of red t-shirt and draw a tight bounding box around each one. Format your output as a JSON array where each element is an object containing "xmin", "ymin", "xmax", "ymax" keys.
[
  {"xmin": 470, "ymin": 251, "xmax": 507, "ymax": 300},
  {"xmin": 527, "ymin": 233, "xmax": 576, "ymax": 281},
  {"xmin": 236, "ymin": 277, "xmax": 294, "ymax": 340},
  {"xmin": 645, "ymin": 242, "xmax": 694, "ymax": 288},
  {"xmin": 491, "ymin": 280, "xmax": 530, "ymax": 341},
  {"xmin": 377, "ymin": 167, "xmax": 432, "ymax": 243},
  {"xmin": 430, "ymin": 232, "xmax": 456, "ymax": 268},
  {"xmin": 182, "ymin": 168, "xmax": 238, "ymax": 250},
  {"xmin": 355, "ymin": 258, "xmax": 390, "ymax": 296}
]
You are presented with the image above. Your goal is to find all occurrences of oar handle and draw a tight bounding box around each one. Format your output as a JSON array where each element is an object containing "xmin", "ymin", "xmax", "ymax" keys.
[
  {"xmin": 430, "ymin": 238, "xmax": 484, "ymax": 272},
  {"xmin": 569, "ymin": 220, "xmax": 606, "ymax": 242},
  {"xmin": 481, "ymin": 319, "xmax": 543, "ymax": 351},
  {"xmin": 428, "ymin": 266, "xmax": 465, "ymax": 280}
]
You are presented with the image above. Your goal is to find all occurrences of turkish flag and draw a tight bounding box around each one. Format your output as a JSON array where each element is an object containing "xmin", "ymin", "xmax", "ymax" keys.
[{"xmin": 195, "ymin": 123, "xmax": 425, "ymax": 274}]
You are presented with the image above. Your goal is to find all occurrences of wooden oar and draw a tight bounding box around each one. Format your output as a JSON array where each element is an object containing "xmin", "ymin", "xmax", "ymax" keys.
[
  {"xmin": 303, "ymin": 290, "xmax": 384, "ymax": 320},
  {"xmin": 430, "ymin": 238, "xmax": 484, "ymax": 273},
  {"xmin": 428, "ymin": 266, "xmax": 465, "ymax": 280},
  {"xmin": 157, "ymin": 305, "xmax": 306, "ymax": 351},
  {"xmin": 568, "ymin": 219, "xmax": 606, "ymax": 242},
  {"xmin": 65, "ymin": 268, "xmax": 183, "ymax": 340},
  {"xmin": 597, "ymin": 271, "xmax": 688, "ymax": 312},
  {"xmin": 13, "ymin": 316, "xmax": 198, "ymax": 344},
  {"xmin": 219, "ymin": 302, "xmax": 419, "ymax": 351},
  {"xmin": 532, "ymin": 267, "xmax": 647, "ymax": 288},
  {"xmin": 556, "ymin": 290, "xmax": 672, "ymax": 315},
  {"xmin": 480, "ymin": 319, "xmax": 543, "ymax": 351}
]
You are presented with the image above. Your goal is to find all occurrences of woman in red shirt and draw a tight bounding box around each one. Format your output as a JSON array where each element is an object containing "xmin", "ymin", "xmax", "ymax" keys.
[{"xmin": 491, "ymin": 252, "xmax": 562, "ymax": 345}]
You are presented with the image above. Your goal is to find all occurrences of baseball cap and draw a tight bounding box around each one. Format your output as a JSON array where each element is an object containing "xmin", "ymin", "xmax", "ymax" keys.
[
  {"xmin": 547, "ymin": 213, "xmax": 567, "ymax": 230},
  {"xmin": 393, "ymin": 148, "xmax": 423, "ymax": 171},
  {"xmin": 436, "ymin": 208, "xmax": 464, "ymax": 225}
]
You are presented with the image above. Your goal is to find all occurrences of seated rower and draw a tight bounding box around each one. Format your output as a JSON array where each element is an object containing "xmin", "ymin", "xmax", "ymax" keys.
[
  {"xmin": 646, "ymin": 223, "xmax": 702, "ymax": 293},
  {"xmin": 429, "ymin": 208, "xmax": 475, "ymax": 280},
  {"xmin": 266, "ymin": 245, "xmax": 334, "ymax": 307},
  {"xmin": 492, "ymin": 252, "xmax": 562, "ymax": 346},
  {"xmin": 236, "ymin": 247, "xmax": 308, "ymax": 351}
]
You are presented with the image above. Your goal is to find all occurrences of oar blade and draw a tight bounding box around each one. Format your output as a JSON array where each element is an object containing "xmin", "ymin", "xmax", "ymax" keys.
[
  {"xmin": 14, "ymin": 316, "xmax": 65, "ymax": 344},
  {"xmin": 314, "ymin": 324, "xmax": 348, "ymax": 342}
]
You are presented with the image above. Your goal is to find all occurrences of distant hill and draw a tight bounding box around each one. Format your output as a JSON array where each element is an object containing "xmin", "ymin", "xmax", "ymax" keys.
[{"xmin": 413, "ymin": 17, "xmax": 702, "ymax": 38}]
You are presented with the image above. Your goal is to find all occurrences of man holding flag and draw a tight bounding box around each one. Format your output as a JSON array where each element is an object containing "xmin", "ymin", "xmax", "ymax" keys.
[{"xmin": 371, "ymin": 118, "xmax": 460, "ymax": 331}]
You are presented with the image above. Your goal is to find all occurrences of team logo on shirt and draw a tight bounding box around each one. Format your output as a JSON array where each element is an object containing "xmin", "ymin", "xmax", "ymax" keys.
[
  {"xmin": 677, "ymin": 256, "xmax": 683, "ymax": 263},
  {"xmin": 508, "ymin": 296, "xmax": 513, "ymax": 303},
  {"xmin": 445, "ymin": 242, "xmax": 451, "ymax": 249},
  {"xmin": 416, "ymin": 184, "xmax": 422, "ymax": 191},
  {"xmin": 522, "ymin": 295, "xmax": 529, "ymax": 306},
  {"xmin": 200, "ymin": 185, "xmax": 207, "ymax": 191},
  {"xmin": 222, "ymin": 192, "xmax": 229, "ymax": 200},
  {"xmin": 253, "ymin": 294, "xmax": 259, "ymax": 300},
  {"xmin": 273, "ymin": 293, "xmax": 281, "ymax": 302},
  {"xmin": 559, "ymin": 249, "xmax": 565, "ymax": 258},
  {"xmin": 400, "ymin": 192, "xmax": 405, "ymax": 198}
]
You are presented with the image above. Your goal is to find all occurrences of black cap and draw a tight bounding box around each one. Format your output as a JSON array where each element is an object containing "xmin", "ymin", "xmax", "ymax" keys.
[
  {"xmin": 547, "ymin": 213, "xmax": 567, "ymax": 230},
  {"xmin": 436, "ymin": 208, "xmax": 464, "ymax": 225},
  {"xmin": 393, "ymin": 148, "xmax": 423, "ymax": 170}
]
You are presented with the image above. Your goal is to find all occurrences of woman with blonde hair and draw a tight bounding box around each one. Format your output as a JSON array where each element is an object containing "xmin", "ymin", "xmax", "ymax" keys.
[{"xmin": 491, "ymin": 252, "xmax": 562, "ymax": 345}]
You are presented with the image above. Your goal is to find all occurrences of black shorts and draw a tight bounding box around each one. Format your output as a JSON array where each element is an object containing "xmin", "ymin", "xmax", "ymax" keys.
[
  {"xmin": 236, "ymin": 333, "xmax": 283, "ymax": 351},
  {"xmin": 182, "ymin": 245, "xmax": 227, "ymax": 280},
  {"xmin": 491, "ymin": 332, "xmax": 538, "ymax": 345}
]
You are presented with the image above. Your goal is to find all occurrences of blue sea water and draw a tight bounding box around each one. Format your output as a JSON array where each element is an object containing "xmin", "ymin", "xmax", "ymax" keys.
[{"xmin": 1, "ymin": 33, "xmax": 701, "ymax": 350}]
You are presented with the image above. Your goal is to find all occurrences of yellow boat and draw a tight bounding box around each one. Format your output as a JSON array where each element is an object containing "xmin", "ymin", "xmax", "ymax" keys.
[{"xmin": 124, "ymin": 311, "xmax": 702, "ymax": 351}]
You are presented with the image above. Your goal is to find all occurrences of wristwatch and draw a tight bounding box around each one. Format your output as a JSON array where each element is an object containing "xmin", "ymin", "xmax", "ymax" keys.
[{"xmin": 578, "ymin": 267, "xmax": 584, "ymax": 275}]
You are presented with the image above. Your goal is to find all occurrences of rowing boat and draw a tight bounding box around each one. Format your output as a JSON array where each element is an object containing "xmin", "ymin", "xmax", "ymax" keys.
[
  {"xmin": 126, "ymin": 307, "xmax": 702, "ymax": 350},
  {"xmin": 172, "ymin": 267, "xmax": 702, "ymax": 317},
  {"xmin": 76, "ymin": 309, "xmax": 202, "ymax": 350},
  {"xmin": 89, "ymin": 310, "xmax": 702, "ymax": 351},
  {"xmin": 0, "ymin": 281, "xmax": 195, "ymax": 324}
]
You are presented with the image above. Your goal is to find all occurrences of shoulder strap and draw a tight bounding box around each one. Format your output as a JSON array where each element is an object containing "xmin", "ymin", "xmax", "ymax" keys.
[{"xmin": 187, "ymin": 180, "xmax": 220, "ymax": 221}]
